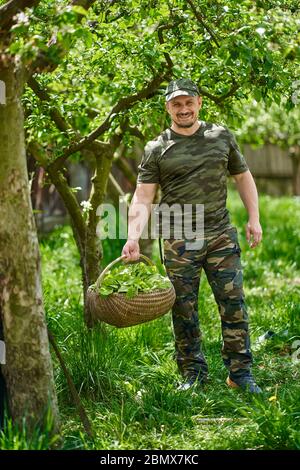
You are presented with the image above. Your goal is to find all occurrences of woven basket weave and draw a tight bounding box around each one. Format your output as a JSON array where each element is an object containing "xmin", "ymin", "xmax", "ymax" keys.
[{"xmin": 87, "ymin": 254, "xmax": 176, "ymax": 328}]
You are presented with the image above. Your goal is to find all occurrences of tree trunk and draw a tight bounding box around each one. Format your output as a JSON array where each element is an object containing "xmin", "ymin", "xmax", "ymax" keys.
[
  {"xmin": 80, "ymin": 230, "xmax": 102, "ymax": 328},
  {"xmin": 0, "ymin": 58, "xmax": 59, "ymax": 430},
  {"xmin": 82, "ymin": 149, "xmax": 114, "ymax": 327}
]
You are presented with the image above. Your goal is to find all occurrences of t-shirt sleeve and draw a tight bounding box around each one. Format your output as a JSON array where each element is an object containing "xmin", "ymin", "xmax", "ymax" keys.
[
  {"xmin": 227, "ymin": 129, "xmax": 249, "ymax": 175},
  {"xmin": 137, "ymin": 141, "xmax": 160, "ymax": 184}
]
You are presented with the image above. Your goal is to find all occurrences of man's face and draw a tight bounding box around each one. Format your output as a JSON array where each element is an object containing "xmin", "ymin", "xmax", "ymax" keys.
[{"xmin": 166, "ymin": 95, "xmax": 202, "ymax": 128}]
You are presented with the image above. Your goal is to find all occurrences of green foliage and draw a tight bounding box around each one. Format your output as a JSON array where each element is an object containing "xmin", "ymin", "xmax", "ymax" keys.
[
  {"xmin": 230, "ymin": 388, "xmax": 300, "ymax": 449},
  {"xmin": 101, "ymin": 238, "xmax": 126, "ymax": 269},
  {"xmin": 39, "ymin": 226, "xmax": 83, "ymax": 338},
  {"xmin": 234, "ymin": 100, "xmax": 300, "ymax": 148},
  {"xmin": 93, "ymin": 262, "xmax": 172, "ymax": 298},
  {"xmin": 228, "ymin": 189, "xmax": 300, "ymax": 274},
  {"xmin": 2, "ymin": 0, "xmax": 300, "ymax": 448},
  {"xmin": 7, "ymin": 0, "xmax": 298, "ymax": 151},
  {"xmin": 21, "ymin": 189, "xmax": 298, "ymax": 451},
  {"xmin": 0, "ymin": 410, "xmax": 60, "ymax": 450}
]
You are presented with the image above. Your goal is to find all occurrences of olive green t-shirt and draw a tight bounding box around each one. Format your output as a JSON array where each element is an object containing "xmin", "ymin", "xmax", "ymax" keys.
[{"xmin": 137, "ymin": 121, "xmax": 248, "ymax": 236}]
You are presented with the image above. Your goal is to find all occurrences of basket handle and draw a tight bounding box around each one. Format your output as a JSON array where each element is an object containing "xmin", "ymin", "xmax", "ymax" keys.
[{"xmin": 95, "ymin": 254, "xmax": 154, "ymax": 289}]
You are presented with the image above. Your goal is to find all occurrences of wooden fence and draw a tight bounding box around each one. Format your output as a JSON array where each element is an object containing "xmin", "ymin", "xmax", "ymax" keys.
[{"xmin": 243, "ymin": 144, "xmax": 294, "ymax": 196}]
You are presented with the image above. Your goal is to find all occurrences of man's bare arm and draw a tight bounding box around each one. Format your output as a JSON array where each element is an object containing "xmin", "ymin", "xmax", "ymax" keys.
[
  {"xmin": 232, "ymin": 170, "xmax": 262, "ymax": 248},
  {"xmin": 122, "ymin": 183, "xmax": 158, "ymax": 260}
]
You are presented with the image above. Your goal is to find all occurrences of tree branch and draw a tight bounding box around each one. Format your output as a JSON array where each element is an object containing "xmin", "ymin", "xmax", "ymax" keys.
[
  {"xmin": 27, "ymin": 76, "xmax": 110, "ymax": 169},
  {"xmin": 0, "ymin": 0, "xmax": 40, "ymax": 30},
  {"xmin": 86, "ymin": 146, "xmax": 114, "ymax": 251},
  {"xmin": 113, "ymin": 155, "xmax": 137, "ymax": 187},
  {"xmin": 120, "ymin": 119, "xmax": 145, "ymax": 142},
  {"xmin": 28, "ymin": 141, "xmax": 86, "ymax": 244},
  {"xmin": 198, "ymin": 78, "xmax": 239, "ymax": 104},
  {"xmin": 28, "ymin": 76, "xmax": 73, "ymax": 135},
  {"xmin": 72, "ymin": 0, "xmax": 96, "ymax": 8},
  {"xmin": 26, "ymin": 0, "xmax": 97, "ymax": 76},
  {"xmin": 186, "ymin": 0, "xmax": 220, "ymax": 48},
  {"xmin": 157, "ymin": 25, "xmax": 174, "ymax": 69},
  {"xmin": 28, "ymin": 75, "xmax": 146, "ymax": 187},
  {"xmin": 26, "ymin": 140, "xmax": 48, "ymax": 167},
  {"xmin": 108, "ymin": 172, "xmax": 126, "ymax": 199},
  {"xmin": 48, "ymin": 328, "xmax": 93, "ymax": 439},
  {"xmin": 215, "ymin": 79, "xmax": 239, "ymax": 103},
  {"xmin": 55, "ymin": 70, "xmax": 172, "ymax": 163}
]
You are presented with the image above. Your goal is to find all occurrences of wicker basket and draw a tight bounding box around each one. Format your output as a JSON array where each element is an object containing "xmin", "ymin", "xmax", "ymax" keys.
[{"xmin": 87, "ymin": 254, "xmax": 176, "ymax": 328}]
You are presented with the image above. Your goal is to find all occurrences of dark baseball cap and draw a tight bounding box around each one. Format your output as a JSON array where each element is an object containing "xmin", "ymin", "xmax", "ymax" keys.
[{"xmin": 165, "ymin": 78, "xmax": 200, "ymax": 102}]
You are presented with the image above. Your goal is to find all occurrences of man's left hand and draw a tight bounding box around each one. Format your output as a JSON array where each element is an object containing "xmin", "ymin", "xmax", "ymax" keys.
[{"xmin": 246, "ymin": 219, "xmax": 263, "ymax": 248}]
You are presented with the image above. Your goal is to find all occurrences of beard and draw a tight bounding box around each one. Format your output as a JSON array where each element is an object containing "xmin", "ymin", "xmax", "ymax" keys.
[{"xmin": 174, "ymin": 115, "xmax": 197, "ymax": 128}]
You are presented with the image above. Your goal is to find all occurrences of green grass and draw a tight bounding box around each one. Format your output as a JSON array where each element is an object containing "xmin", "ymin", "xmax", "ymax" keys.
[
  {"xmin": 1, "ymin": 189, "xmax": 299, "ymax": 450},
  {"xmin": 0, "ymin": 409, "xmax": 60, "ymax": 450}
]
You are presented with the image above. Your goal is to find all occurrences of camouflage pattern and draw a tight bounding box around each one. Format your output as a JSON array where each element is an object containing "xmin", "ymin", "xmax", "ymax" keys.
[
  {"xmin": 137, "ymin": 122, "xmax": 249, "ymax": 237},
  {"xmin": 163, "ymin": 226, "xmax": 253, "ymax": 381},
  {"xmin": 165, "ymin": 78, "xmax": 200, "ymax": 101}
]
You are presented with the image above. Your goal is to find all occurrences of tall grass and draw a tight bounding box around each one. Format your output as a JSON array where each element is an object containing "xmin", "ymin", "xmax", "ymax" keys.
[
  {"xmin": 45, "ymin": 190, "xmax": 300, "ymax": 449},
  {"xmin": 1, "ymin": 190, "xmax": 299, "ymax": 450},
  {"xmin": 0, "ymin": 409, "xmax": 60, "ymax": 450}
]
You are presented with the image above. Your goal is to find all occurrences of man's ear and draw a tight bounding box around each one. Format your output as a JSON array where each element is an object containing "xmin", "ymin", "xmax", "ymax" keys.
[
  {"xmin": 165, "ymin": 101, "xmax": 170, "ymax": 115},
  {"xmin": 198, "ymin": 96, "xmax": 202, "ymax": 107}
]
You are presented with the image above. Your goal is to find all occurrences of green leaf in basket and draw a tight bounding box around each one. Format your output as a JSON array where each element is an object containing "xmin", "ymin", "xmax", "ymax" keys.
[
  {"xmin": 117, "ymin": 286, "xmax": 129, "ymax": 293},
  {"xmin": 99, "ymin": 286, "xmax": 114, "ymax": 297},
  {"xmin": 126, "ymin": 285, "xmax": 138, "ymax": 299},
  {"xmin": 97, "ymin": 261, "xmax": 172, "ymax": 298}
]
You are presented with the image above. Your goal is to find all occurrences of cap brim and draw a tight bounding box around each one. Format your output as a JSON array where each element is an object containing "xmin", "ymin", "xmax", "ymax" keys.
[{"xmin": 166, "ymin": 90, "xmax": 198, "ymax": 102}]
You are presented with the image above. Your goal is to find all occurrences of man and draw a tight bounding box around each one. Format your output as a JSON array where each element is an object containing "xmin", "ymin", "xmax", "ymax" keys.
[{"xmin": 122, "ymin": 78, "xmax": 262, "ymax": 393}]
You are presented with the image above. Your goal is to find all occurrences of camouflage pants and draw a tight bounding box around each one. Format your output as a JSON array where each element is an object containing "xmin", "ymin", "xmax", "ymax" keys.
[{"xmin": 163, "ymin": 226, "xmax": 252, "ymax": 381}]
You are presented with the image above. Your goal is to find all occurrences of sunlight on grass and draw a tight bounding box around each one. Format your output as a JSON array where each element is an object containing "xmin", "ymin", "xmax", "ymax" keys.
[{"xmin": 4, "ymin": 191, "xmax": 297, "ymax": 450}]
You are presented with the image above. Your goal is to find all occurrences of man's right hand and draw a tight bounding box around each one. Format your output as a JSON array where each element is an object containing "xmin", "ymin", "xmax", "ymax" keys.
[{"xmin": 121, "ymin": 239, "xmax": 140, "ymax": 262}]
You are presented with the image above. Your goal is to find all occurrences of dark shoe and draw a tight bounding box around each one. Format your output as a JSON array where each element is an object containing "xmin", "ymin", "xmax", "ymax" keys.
[
  {"xmin": 176, "ymin": 374, "xmax": 207, "ymax": 391},
  {"xmin": 226, "ymin": 372, "xmax": 262, "ymax": 394}
]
